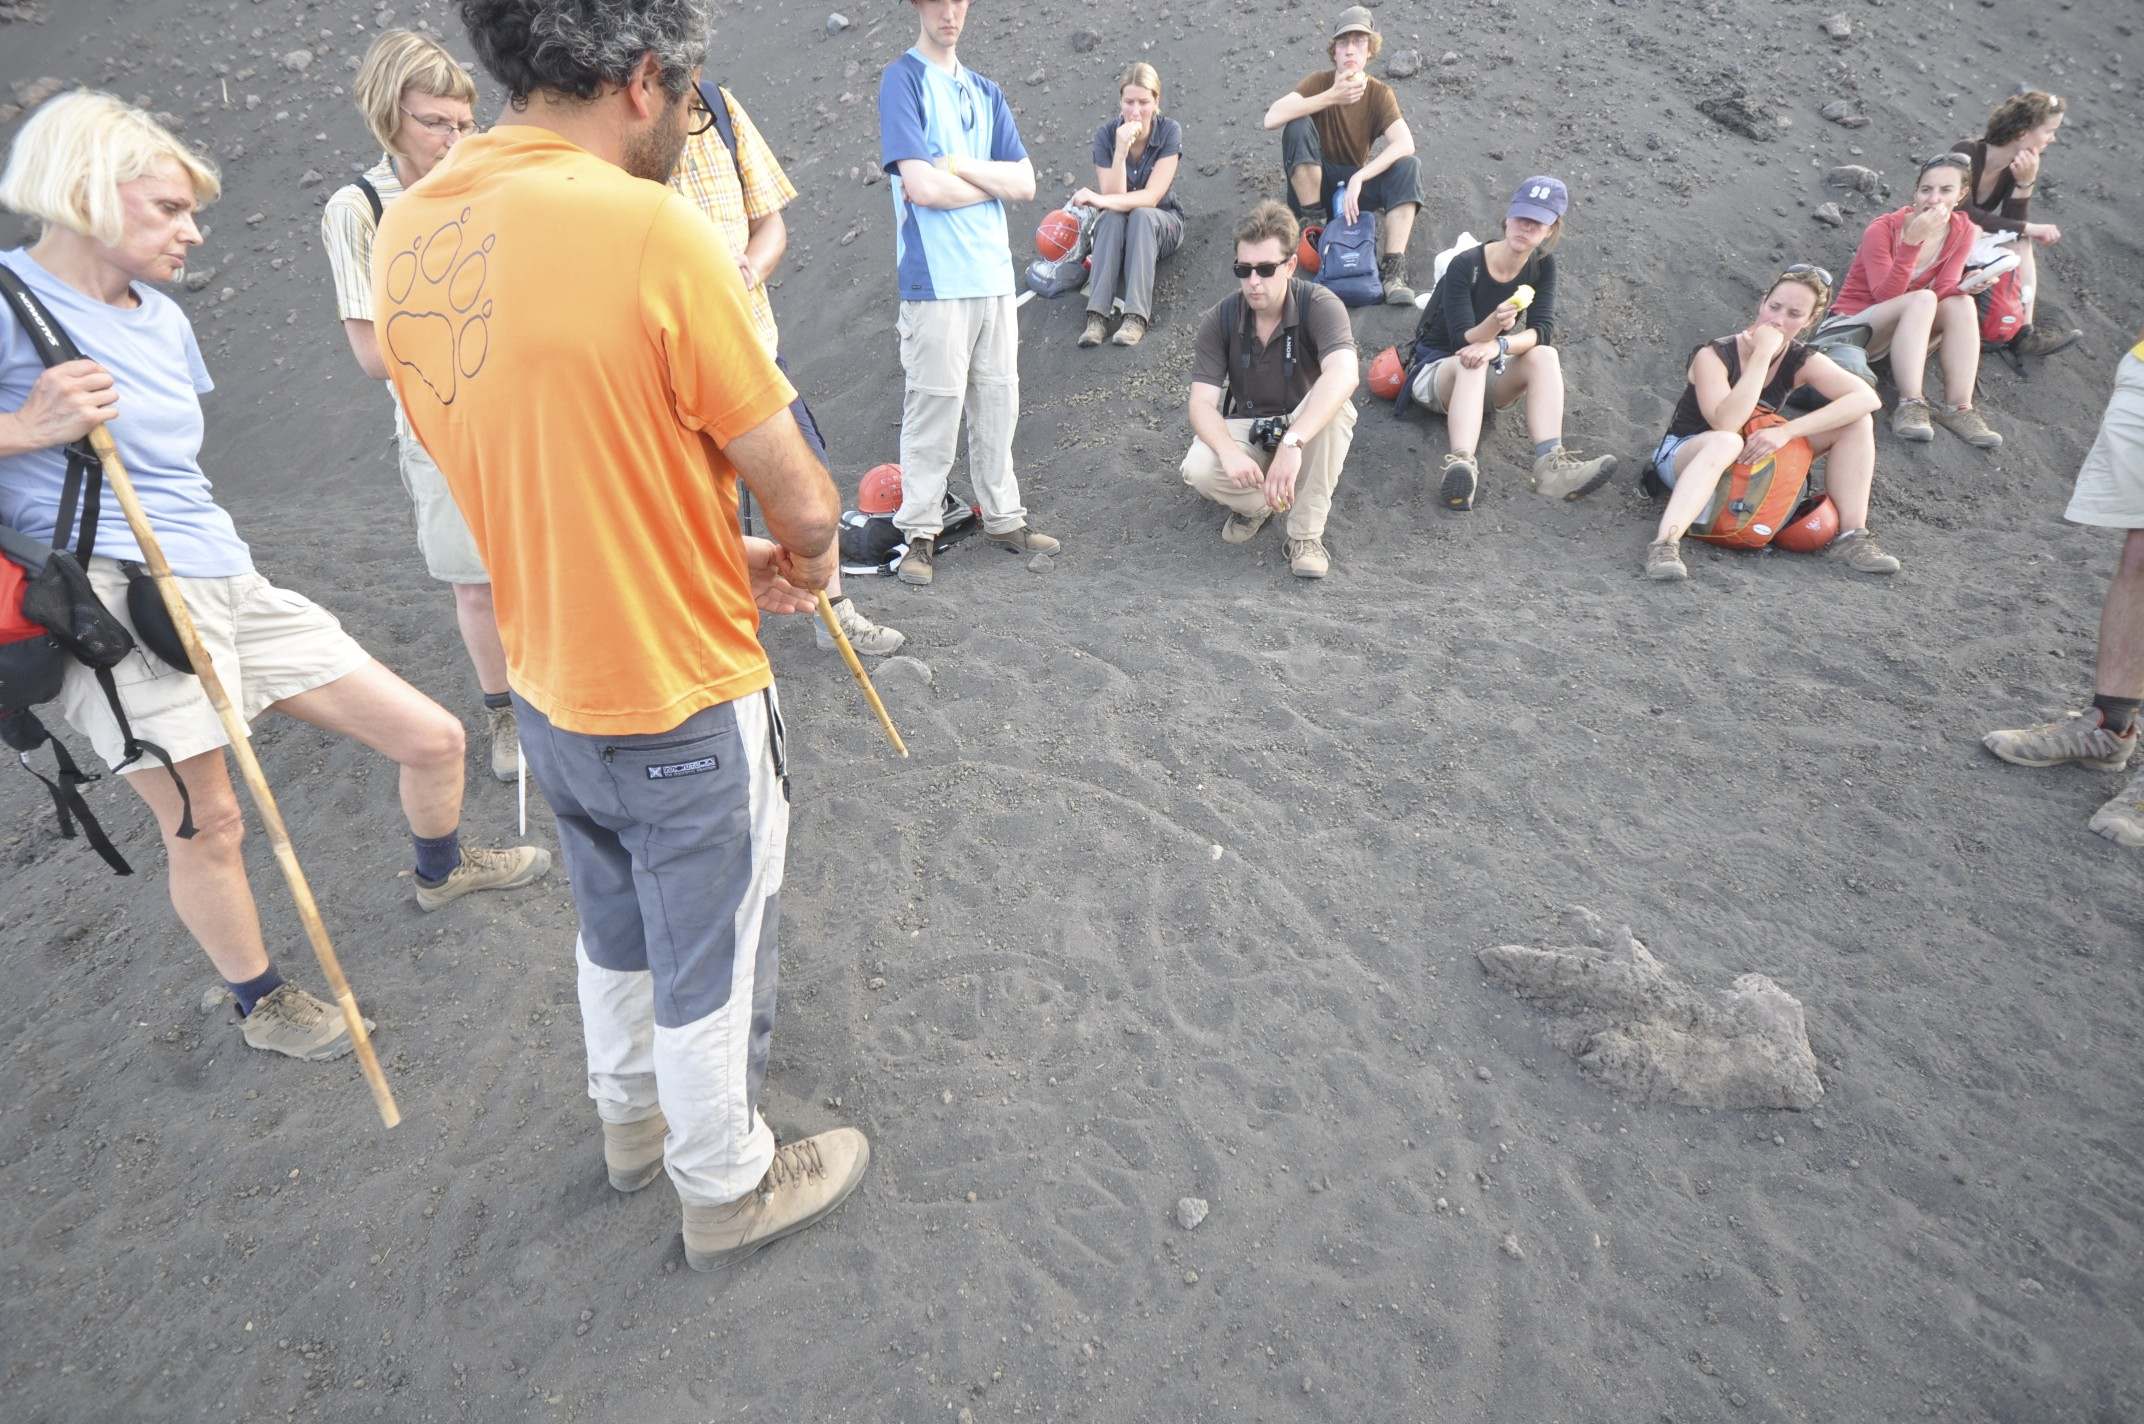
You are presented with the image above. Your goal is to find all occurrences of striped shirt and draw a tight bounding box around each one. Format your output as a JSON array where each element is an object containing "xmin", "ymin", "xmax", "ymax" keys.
[
  {"xmin": 668, "ymin": 89, "xmax": 797, "ymax": 355},
  {"xmin": 320, "ymin": 155, "xmax": 404, "ymax": 322}
]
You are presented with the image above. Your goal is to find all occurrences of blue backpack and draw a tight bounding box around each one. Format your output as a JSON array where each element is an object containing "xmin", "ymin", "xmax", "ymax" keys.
[{"xmin": 1315, "ymin": 193, "xmax": 1382, "ymax": 306}]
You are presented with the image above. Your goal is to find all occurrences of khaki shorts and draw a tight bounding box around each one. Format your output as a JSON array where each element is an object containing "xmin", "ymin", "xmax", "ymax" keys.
[
  {"xmin": 394, "ymin": 402, "xmax": 488, "ymax": 585},
  {"xmin": 55, "ymin": 559, "xmax": 371, "ymax": 772},
  {"xmin": 1408, "ymin": 356, "xmax": 1458, "ymax": 414},
  {"xmin": 2065, "ymin": 352, "xmax": 2144, "ymax": 530}
]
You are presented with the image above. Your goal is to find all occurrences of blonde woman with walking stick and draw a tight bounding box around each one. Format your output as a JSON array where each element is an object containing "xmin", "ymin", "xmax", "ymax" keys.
[{"xmin": 0, "ymin": 91, "xmax": 550, "ymax": 1068}]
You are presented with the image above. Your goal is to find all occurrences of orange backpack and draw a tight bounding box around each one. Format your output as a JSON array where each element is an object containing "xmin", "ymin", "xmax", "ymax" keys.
[{"xmin": 1687, "ymin": 409, "xmax": 1814, "ymax": 550}]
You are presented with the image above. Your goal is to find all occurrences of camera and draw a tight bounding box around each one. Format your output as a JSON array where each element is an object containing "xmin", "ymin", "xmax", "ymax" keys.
[{"xmin": 1248, "ymin": 416, "xmax": 1291, "ymax": 451}]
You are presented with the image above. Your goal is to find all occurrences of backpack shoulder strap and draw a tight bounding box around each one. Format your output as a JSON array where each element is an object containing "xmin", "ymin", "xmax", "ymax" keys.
[
  {"xmin": 351, "ymin": 174, "xmax": 383, "ymax": 225},
  {"xmin": 697, "ymin": 79, "xmax": 741, "ymax": 168},
  {"xmin": 0, "ymin": 265, "xmax": 101, "ymax": 561},
  {"xmin": 0, "ymin": 709, "xmax": 133, "ymax": 875}
]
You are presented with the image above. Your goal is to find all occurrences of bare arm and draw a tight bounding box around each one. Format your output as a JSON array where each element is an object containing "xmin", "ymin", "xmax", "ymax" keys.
[
  {"xmin": 894, "ymin": 157, "xmax": 994, "ymax": 210},
  {"xmin": 727, "ymin": 405, "xmax": 840, "ymax": 586},
  {"xmin": 1349, "ymin": 118, "xmax": 1415, "ymax": 184},
  {"xmin": 343, "ymin": 319, "xmax": 390, "ymax": 381},
  {"xmin": 951, "ymin": 155, "xmax": 1036, "ymax": 204},
  {"xmin": 1694, "ymin": 344, "xmax": 1773, "ymax": 434},
  {"xmin": 1264, "ymin": 86, "xmax": 1340, "ymax": 129},
  {"xmin": 1289, "ymin": 349, "xmax": 1360, "ymax": 441},
  {"xmin": 1081, "ymin": 154, "xmax": 1180, "ymax": 212},
  {"xmin": 1778, "ymin": 353, "xmax": 1882, "ymax": 438},
  {"xmin": 741, "ymin": 209, "xmax": 788, "ymax": 287}
]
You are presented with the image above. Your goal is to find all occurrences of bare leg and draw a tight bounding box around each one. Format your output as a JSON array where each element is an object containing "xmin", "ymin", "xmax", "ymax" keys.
[
  {"xmin": 1806, "ymin": 416, "xmax": 1877, "ymax": 529},
  {"xmin": 2017, "ymin": 239, "xmax": 2040, "ymax": 323},
  {"xmin": 1852, "ymin": 289, "xmax": 1939, "ymax": 401},
  {"xmin": 1652, "ymin": 431, "xmax": 1742, "ymax": 541},
  {"xmin": 2099, "ymin": 530, "xmax": 2144, "ymax": 700},
  {"xmin": 272, "ymin": 659, "xmax": 465, "ymax": 838},
  {"xmin": 1437, "ymin": 359, "xmax": 1493, "ymax": 457},
  {"xmin": 451, "ymin": 582, "xmax": 509, "ymax": 697},
  {"xmin": 1933, "ymin": 294, "xmax": 1983, "ymax": 406},
  {"xmin": 125, "ymin": 750, "xmax": 267, "ymax": 982},
  {"xmin": 1288, "ymin": 164, "xmax": 1323, "ymax": 211},
  {"xmin": 1488, "ymin": 345, "xmax": 1564, "ymax": 444},
  {"xmin": 1383, "ymin": 202, "xmax": 1419, "ymax": 254}
]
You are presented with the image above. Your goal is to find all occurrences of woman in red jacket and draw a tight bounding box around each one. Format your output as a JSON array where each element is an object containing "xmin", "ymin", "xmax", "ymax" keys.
[{"xmin": 1816, "ymin": 153, "xmax": 2002, "ymax": 450}]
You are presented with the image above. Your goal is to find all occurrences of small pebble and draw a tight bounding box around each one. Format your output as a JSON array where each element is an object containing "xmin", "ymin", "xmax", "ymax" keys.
[
  {"xmin": 1500, "ymin": 1232, "xmax": 1525, "ymax": 1260},
  {"xmin": 1027, "ymin": 552, "xmax": 1053, "ymax": 574},
  {"xmin": 1175, "ymin": 1196, "xmax": 1209, "ymax": 1231},
  {"xmin": 1475, "ymin": 1066, "xmax": 1492, "ymax": 1082}
]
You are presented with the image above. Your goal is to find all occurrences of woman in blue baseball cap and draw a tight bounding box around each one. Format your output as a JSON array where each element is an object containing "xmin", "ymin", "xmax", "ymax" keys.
[{"xmin": 1396, "ymin": 175, "xmax": 1617, "ymax": 511}]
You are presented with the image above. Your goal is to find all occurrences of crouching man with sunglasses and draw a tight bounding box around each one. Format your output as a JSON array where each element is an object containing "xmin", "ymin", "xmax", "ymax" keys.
[{"xmin": 1181, "ymin": 201, "xmax": 1358, "ymax": 579}]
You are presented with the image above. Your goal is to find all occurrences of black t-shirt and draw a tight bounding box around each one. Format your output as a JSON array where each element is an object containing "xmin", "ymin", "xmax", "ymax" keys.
[
  {"xmin": 1665, "ymin": 336, "xmax": 1813, "ymax": 439},
  {"xmin": 1412, "ymin": 244, "xmax": 1558, "ymax": 362}
]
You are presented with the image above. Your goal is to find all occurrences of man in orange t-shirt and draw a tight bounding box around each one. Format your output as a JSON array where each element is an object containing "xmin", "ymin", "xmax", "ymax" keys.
[{"xmin": 377, "ymin": 0, "xmax": 868, "ymax": 1273}]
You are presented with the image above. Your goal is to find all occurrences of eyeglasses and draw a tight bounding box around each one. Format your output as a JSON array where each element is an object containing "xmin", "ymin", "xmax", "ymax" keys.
[
  {"xmin": 1779, "ymin": 262, "xmax": 1833, "ymax": 289},
  {"xmin": 401, "ymin": 107, "xmax": 480, "ymax": 138},
  {"xmin": 1232, "ymin": 260, "xmax": 1287, "ymax": 279},
  {"xmin": 688, "ymin": 90, "xmax": 717, "ymax": 135}
]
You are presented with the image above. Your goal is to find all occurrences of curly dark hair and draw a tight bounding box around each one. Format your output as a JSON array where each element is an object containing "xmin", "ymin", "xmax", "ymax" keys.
[
  {"xmin": 456, "ymin": 0, "xmax": 706, "ymax": 107},
  {"xmin": 1983, "ymin": 90, "xmax": 2065, "ymax": 147}
]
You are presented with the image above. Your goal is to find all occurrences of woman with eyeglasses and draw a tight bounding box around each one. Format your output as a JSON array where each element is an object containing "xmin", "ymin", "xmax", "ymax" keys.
[
  {"xmin": 319, "ymin": 31, "xmax": 519, "ymax": 780},
  {"xmin": 1953, "ymin": 89, "xmax": 2078, "ymax": 357},
  {"xmin": 1643, "ymin": 267, "xmax": 1894, "ymax": 581},
  {"xmin": 1070, "ymin": 62, "xmax": 1183, "ymax": 350},
  {"xmin": 1814, "ymin": 152, "xmax": 2002, "ymax": 450},
  {"xmin": 1395, "ymin": 175, "xmax": 1617, "ymax": 512}
]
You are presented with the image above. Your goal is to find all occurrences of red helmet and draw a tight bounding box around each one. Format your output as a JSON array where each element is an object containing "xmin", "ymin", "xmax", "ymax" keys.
[
  {"xmin": 1775, "ymin": 495, "xmax": 1840, "ymax": 554},
  {"xmin": 1367, "ymin": 346, "xmax": 1405, "ymax": 400},
  {"xmin": 858, "ymin": 463, "xmax": 903, "ymax": 516},
  {"xmin": 1036, "ymin": 208, "xmax": 1083, "ymax": 260},
  {"xmin": 1297, "ymin": 225, "xmax": 1323, "ymax": 275}
]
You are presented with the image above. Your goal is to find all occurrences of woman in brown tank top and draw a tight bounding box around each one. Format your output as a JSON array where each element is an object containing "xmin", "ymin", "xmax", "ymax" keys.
[{"xmin": 1644, "ymin": 269, "xmax": 1894, "ymax": 581}]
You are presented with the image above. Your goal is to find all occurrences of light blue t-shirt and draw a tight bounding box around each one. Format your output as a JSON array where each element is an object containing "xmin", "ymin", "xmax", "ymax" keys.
[
  {"xmin": 878, "ymin": 49, "xmax": 1027, "ymax": 302},
  {"xmin": 0, "ymin": 248, "xmax": 249, "ymax": 577}
]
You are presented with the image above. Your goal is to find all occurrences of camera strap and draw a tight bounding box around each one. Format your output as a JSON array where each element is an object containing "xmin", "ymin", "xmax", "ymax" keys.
[{"xmin": 1225, "ymin": 279, "xmax": 1306, "ymax": 419}]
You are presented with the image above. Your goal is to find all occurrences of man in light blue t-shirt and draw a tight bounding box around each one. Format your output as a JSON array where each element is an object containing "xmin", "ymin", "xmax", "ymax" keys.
[{"xmin": 878, "ymin": 0, "xmax": 1059, "ymax": 586}]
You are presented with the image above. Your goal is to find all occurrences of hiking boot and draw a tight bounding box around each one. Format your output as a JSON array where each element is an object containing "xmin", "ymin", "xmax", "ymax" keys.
[
  {"xmin": 1286, "ymin": 536, "xmax": 1330, "ymax": 579},
  {"xmin": 240, "ymin": 984, "xmax": 372, "ymax": 1062},
  {"xmin": 2014, "ymin": 323, "xmax": 2081, "ymax": 359},
  {"xmin": 1645, "ymin": 537, "xmax": 1688, "ymax": 581},
  {"xmin": 1221, "ymin": 509, "xmax": 1271, "ymax": 544},
  {"xmin": 1983, "ymin": 711, "xmax": 2138, "ymax": 771},
  {"xmin": 603, "ymin": 1111, "xmax": 668, "ymax": 1193},
  {"xmin": 1820, "ymin": 528, "xmax": 1901, "ymax": 574},
  {"xmin": 986, "ymin": 524, "xmax": 1061, "ymax": 556},
  {"xmin": 681, "ymin": 1128, "xmax": 871, "ymax": 1272},
  {"xmin": 1111, "ymin": 314, "xmax": 1148, "ymax": 348},
  {"xmin": 1078, "ymin": 313, "xmax": 1109, "ymax": 348},
  {"xmin": 2088, "ymin": 773, "xmax": 2144, "ymax": 848},
  {"xmin": 897, "ymin": 534, "xmax": 935, "ymax": 586},
  {"xmin": 1890, "ymin": 397, "xmax": 1935, "ymax": 442},
  {"xmin": 814, "ymin": 596, "xmax": 907, "ymax": 656},
  {"xmin": 1935, "ymin": 403, "xmax": 2003, "ymax": 450},
  {"xmin": 414, "ymin": 843, "xmax": 552, "ymax": 912},
  {"xmin": 1532, "ymin": 445, "xmax": 1618, "ymax": 501},
  {"xmin": 1378, "ymin": 251, "xmax": 1415, "ymax": 306},
  {"xmin": 486, "ymin": 704, "xmax": 520, "ymax": 784},
  {"xmin": 1439, "ymin": 452, "xmax": 1479, "ymax": 511}
]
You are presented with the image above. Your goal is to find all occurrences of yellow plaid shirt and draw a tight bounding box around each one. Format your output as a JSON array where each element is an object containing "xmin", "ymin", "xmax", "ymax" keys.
[{"xmin": 669, "ymin": 89, "xmax": 797, "ymax": 356}]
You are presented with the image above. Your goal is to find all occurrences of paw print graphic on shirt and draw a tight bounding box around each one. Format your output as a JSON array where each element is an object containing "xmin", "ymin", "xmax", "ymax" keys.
[{"xmin": 384, "ymin": 207, "xmax": 494, "ymax": 406}]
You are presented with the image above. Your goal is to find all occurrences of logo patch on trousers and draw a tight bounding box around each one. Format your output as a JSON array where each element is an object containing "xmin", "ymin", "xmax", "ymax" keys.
[{"xmin": 646, "ymin": 756, "xmax": 720, "ymax": 780}]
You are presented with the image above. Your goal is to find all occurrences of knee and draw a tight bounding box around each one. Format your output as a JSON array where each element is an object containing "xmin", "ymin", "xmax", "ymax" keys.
[
  {"xmin": 453, "ymin": 581, "xmax": 494, "ymax": 614},
  {"xmin": 1523, "ymin": 344, "xmax": 1562, "ymax": 372},
  {"xmin": 1939, "ymin": 293, "xmax": 1976, "ymax": 320},
  {"xmin": 172, "ymin": 789, "xmax": 245, "ymax": 860},
  {"xmin": 1131, "ymin": 206, "xmax": 1165, "ymax": 231},
  {"xmin": 1693, "ymin": 430, "xmax": 1741, "ymax": 465},
  {"xmin": 1094, "ymin": 209, "xmax": 1126, "ymax": 233},
  {"xmin": 1386, "ymin": 153, "xmax": 1421, "ymax": 184},
  {"xmin": 403, "ymin": 704, "xmax": 466, "ymax": 770},
  {"xmin": 1904, "ymin": 288, "xmax": 1939, "ymax": 316}
]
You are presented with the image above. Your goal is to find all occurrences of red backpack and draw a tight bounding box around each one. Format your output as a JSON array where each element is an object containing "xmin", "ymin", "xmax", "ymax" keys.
[
  {"xmin": 1976, "ymin": 268, "xmax": 2027, "ymax": 348},
  {"xmin": 1686, "ymin": 409, "xmax": 1815, "ymax": 550}
]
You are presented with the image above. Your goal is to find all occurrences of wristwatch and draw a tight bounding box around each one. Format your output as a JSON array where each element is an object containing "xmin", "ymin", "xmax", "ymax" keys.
[
  {"xmin": 1496, "ymin": 334, "xmax": 1511, "ymax": 359},
  {"xmin": 1280, "ymin": 430, "xmax": 1306, "ymax": 450}
]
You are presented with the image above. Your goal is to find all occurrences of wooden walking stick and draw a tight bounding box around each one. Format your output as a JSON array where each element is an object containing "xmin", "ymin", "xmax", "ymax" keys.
[
  {"xmin": 86, "ymin": 427, "xmax": 400, "ymax": 1128},
  {"xmin": 814, "ymin": 591, "xmax": 908, "ymax": 758}
]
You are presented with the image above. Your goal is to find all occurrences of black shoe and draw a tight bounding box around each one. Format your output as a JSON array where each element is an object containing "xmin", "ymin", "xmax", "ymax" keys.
[{"xmin": 897, "ymin": 534, "xmax": 935, "ymax": 586}]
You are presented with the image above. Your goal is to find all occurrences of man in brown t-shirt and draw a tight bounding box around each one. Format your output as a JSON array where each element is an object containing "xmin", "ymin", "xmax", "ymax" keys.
[
  {"xmin": 1181, "ymin": 201, "xmax": 1360, "ymax": 580},
  {"xmin": 1261, "ymin": 5, "xmax": 1422, "ymax": 304}
]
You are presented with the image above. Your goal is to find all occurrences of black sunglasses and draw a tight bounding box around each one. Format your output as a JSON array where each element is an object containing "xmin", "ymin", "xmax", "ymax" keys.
[
  {"xmin": 1232, "ymin": 260, "xmax": 1287, "ymax": 279},
  {"xmin": 1780, "ymin": 262, "xmax": 1833, "ymax": 289}
]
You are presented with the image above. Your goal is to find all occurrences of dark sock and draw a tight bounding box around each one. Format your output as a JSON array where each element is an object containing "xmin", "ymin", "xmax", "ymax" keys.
[
  {"xmin": 414, "ymin": 830, "xmax": 462, "ymax": 885},
  {"xmin": 482, "ymin": 691, "xmax": 512, "ymax": 711},
  {"xmin": 1534, "ymin": 438, "xmax": 1562, "ymax": 460},
  {"xmin": 2092, "ymin": 694, "xmax": 2142, "ymax": 736},
  {"xmin": 228, "ymin": 965, "xmax": 285, "ymax": 1017}
]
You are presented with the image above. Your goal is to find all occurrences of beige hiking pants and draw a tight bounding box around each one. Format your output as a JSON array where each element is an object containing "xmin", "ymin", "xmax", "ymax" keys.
[
  {"xmin": 895, "ymin": 295, "xmax": 1027, "ymax": 539},
  {"xmin": 1180, "ymin": 396, "xmax": 1357, "ymax": 541}
]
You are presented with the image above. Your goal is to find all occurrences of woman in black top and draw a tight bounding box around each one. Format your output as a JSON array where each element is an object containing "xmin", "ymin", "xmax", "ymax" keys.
[
  {"xmin": 1399, "ymin": 175, "xmax": 1616, "ymax": 511},
  {"xmin": 1645, "ymin": 268, "xmax": 1890, "ymax": 581},
  {"xmin": 1954, "ymin": 89, "xmax": 2076, "ymax": 356},
  {"xmin": 1073, "ymin": 62, "xmax": 1184, "ymax": 350}
]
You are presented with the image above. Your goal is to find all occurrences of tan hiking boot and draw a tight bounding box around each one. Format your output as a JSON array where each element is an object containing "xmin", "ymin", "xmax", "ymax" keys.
[
  {"xmin": 1983, "ymin": 711, "xmax": 2138, "ymax": 771},
  {"xmin": 415, "ymin": 843, "xmax": 552, "ymax": 912},
  {"xmin": 2015, "ymin": 324, "xmax": 2081, "ymax": 359},
  {"xmin": 240, "ymin": 984, "xmax": 372, "ymax": 1062},
  {"xmin": 603, "ymin": 1112, "xmax": 669, "ymax": 1193},
  {"xmin": 681, "ymin": 1128, "xmax": 871, "ymax": 1272},
  {"xmin": 986, "ymin": 524, "xmax": 1061, "ymax": 556},
  {"xmin": 1531, "ymin": 445, "xmax": 1618, "ymax": 501},
  {"xmin": 814, "ymin": 596, "xmax": 906, "ymax": 656},
  {"xmin": 1286, "ymin": 536, "xmax": 1330, "ymax": 579},
  {"xmin": 1111, "ymin": 314, "xmax": 1148, "ymax": 347},
  {"xmin": 897, "ymin": 534, "xmax": 935, "ymax": 586},
  {"xmin": 1645, "ymin": 537, "xmax": 1688, "ymax": 581},
  {"xmin": 1439, "ymin": 452, "xmax": 1479, "ymax": 511},
  {"xmin": 1221, "ymin": 509, "xmax": 1271, "ymax": 544},
  {"xmin": 1890, "ymin": 397, "xmax": 1935, "ymax": 442},
  {"xmin": 1821, "ymin": 528, "xmax": 1900, "ymax": 574},
  {"xmin": 486, "ymin": 704, "xmax": 520, "ymax": 784},
  {"xmin": 1078, "ymin": 313, "xmax": 1109, "ymax": 348},
  {"xmin": 1378, "ymin": 251, "xmax": 1415, "ymax": 305},
  {"xmin": 1935, "ymin": 403, "xmax": 2002, "ymax": 450},
  {"xmin": 2088, "ymin": 773, "xmax": 2144, "ymax": 848}
]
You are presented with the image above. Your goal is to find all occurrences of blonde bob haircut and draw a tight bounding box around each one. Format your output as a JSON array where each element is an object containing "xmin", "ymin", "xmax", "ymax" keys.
[
  {"xmin": 356, "ymin": 28, "xmax": 478, "ymax": 154},
  {"xmin": 1118, "ymin": 62, "xmax": 1162, "ymax": 108},
  {"xmin": 0, "ymin": 90, "xmax": 221, "ymax": 247}
]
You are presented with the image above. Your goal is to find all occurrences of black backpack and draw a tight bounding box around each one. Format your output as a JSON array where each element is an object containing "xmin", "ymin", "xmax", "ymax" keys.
[{"xmin": 0, "ymin": 266, "xmax": 196, "ymax": 874}]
